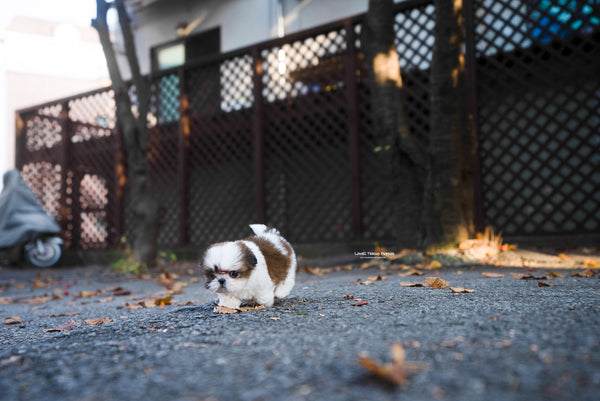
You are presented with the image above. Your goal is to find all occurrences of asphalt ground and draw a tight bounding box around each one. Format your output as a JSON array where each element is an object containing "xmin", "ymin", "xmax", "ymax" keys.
[{"xmin": 1, "ymin": 262, "xmax": 599, "ymax": 401}]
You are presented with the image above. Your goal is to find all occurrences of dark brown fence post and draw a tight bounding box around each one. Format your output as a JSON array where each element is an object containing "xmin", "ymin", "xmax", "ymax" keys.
[
  {"xmin": 463, "ymin": 0, "xmax": 485, "ymax": 232},
  {"xmin": 59, "ymin": 101, "xmax": 74, "ymax": 248},
  {"xmin": 252, "ymin": 47, "xmax": 266, "ymax": 223},
  {"xmin": 112, "ymin": 123, "xmax": 125, "ymax": 247},
  {"xmin": 178, "ymin": 68, "xmax": 190, "ymax": 246},
  {"xmin": 14, "ymin": 111, "xmax": 26, "ymax": 170},
  {"xmin": 345, "ymin": 21, "xmax": 362, "ymax": 238}
]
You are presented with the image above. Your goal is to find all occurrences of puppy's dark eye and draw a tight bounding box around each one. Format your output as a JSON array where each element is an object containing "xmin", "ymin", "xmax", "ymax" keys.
[{"xmin": 229, "ymin": 271, "xmax": 239, "ymax": 278}]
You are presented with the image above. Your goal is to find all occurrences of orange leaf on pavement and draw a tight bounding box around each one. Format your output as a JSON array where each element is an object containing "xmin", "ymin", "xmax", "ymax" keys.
[
  {"xmin": 400, "ymin": 282, "xmax": 425, "ymax": 287},
  {"xmin": 84, "ymin": 317, "xmax": 114, "ymax": 326},
  {"xmin": 572, "ymin": 269, "xmax": 596, "ymax": 277},
  {"xmin": 425, "ymin": 277, "xmax": 450, "ymax": 289},
  {"xmin": 450, "ymin": 287, "xmax": 474, "ymax": 293},
  {"xmin": 3, "ymin": 316, "xmax": 23, "ymax": 325},
  {"xmin": 397, "ymin": 268, "xmax": 424, "ymax": 277},
  {"xmin": 482, "ymin": 272, "xmax": 504, "ymax": 278},
  {"xmin": 359, "ymin": 343, "xmax": 407, "ymax": 386},
  {"xmin": 43, "ymin": 319, "xmax": 79, "ymax": 333}
]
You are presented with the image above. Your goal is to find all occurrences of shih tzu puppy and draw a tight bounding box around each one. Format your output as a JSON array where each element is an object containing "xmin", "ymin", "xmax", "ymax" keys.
[{"xmin": 201, "ymin": 224, "xmax": 296, "ymax": 309}]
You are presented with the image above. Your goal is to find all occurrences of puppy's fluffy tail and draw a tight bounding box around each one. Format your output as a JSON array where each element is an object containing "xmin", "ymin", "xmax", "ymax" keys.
[{"xmin": 249, "ymin": 224, "xmax": 280, "ymax": 236}]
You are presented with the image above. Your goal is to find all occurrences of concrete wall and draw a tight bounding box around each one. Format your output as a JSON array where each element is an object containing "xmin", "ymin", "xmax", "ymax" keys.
[{"xmin": 123, "ymin": 0, "xmax": 368, "ymax": 76}]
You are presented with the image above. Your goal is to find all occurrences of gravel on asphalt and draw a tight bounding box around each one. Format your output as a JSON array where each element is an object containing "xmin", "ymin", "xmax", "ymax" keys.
[{"xmin": 1, "ymin": 264, "xmax": 599, "ymax": 401}]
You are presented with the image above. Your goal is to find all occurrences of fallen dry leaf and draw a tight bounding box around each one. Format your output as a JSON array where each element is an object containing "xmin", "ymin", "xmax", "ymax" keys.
[
  {"xmin": 215, "ymin": 304, "xmax": 265, "ymax": 314},
  {"xmin": 482, "ymin": 272, "xmax": 504, "ymax": 278},
  {"xmin": 214, "ymin": 305, "xmax": 239, "ymax": 314},
  {"xmin": 158, "ymin": 272, "xmax": 175, "ymax": 288},
  {"xmin": 238, "ymin": 305, "xmax": 266, "ymax": 312},
  {"xmin": 450, "ymin": 287, "xmax": 474, "ymax": 293},
  {"xmin": 583, "ymin": 260, "xmax": 599, "ymax": 267},
  {"xmin": 397, "ymin": 268, "xmax": 424, "ymax": 277},
  {"xmin": 537, "ymin": 281, "xmax": 556, "ymax": 287},
  {"xmin": 170, "ymin": 281, "xmax": 188, "ymax": 292},
  {"xmin": 423, "ymin": 260, "xmax": 442, "ymax": 270},
  {"xmin": 17, "ymin": 296, "xmax": 55, "ymax": 304},
  {"xmin": 361, "ymin": 275, "xmax": 388, "ymax": 286},
  {"xmin": 0, "ymin": 355, "xmax": 22, "ymax": 366},
  {"xmin": 360, "ymin": 261, "xmax": 379, "ymax": 269},
  {"xmin": 0, "ymin": 297, "xmax": 12, "ymax": 305},
  {"xmin": 425, "ymin": 277, "xmax": 450, "ymax": 289},
  {"xmin": 571, "ymin": 269, "xmax": 596, "ymax": 277},
  {"xmin": 388, "ymin": 264, "xmax": 412, "ymax": 271},
  {"xmin": 175, "ymin": 300, "xmax": 195, "ymax": 306},
  {"xmin": 547, "ymin": 271, "xmax": 564, "ymax": 278},
  {"xmin": 39, "ymin": 311, "xmax": 82, "ymax": 318},
  {"xmin": 343, "ymin": 295, "xmax": 355, "ymax": 300},
  {"xmin": 359, "ymin": 343, "xmax": 407, "ymax": 386},
  {"xmin": 558, "ymin": 253, "xmax": 570, "ymax": 260},
  {"xmin": 138, "ymin": 300, "xmax": 156, "ymax": 308},
  {"xmin": 84, "ymin": 317, "xmax": 113, "ymax": 326},
  {"xmin": 154, "ymin": 295, "xmax": 173, "ymax": 307},
  {"xmin": 112, "ymin": 287, "xmax": 131, "ymax": 296},
  {"xmin": 300, "ymin": 267, "xmax": 330, "ymax": 276},
  {"xmin": 125, "ymin": 302, "xmax": 143, "ymax": 310},
  {"xmin": 510, "ymin": 273, "xmax": 549, "ymax": 280},
  {"xmin": 32, "ymin": 277, "xmax": 46, "ymax": 288},
  {"xmin": 352, "ymin": 301, "xmax": 369, "ymax": 307},
  {"xmin": 3, "ymin": 316, "xmax": 23, "ymax": 325},
  {"xmin": 400, "ymin": 282, "xmax": 425, "ymax": 287},
  {"xmin": 43, "ymin": 319, "xmax": 79, "ymax": 333},
  {"xmin": 76, "ymin": 290, "xmax": 100, "ymax": 299},
  {"xmin": 385, "ymin": 249, "xmax": 418, "ymax": 261}
]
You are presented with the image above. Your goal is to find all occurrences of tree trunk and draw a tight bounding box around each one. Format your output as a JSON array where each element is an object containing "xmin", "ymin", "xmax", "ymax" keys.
[
  {"xmin": 92, "ymin": 0, "xmax": 159, "ymax": 265},
  {"xmin": 423, "ymin": 0, "xmax": 476, "ymax": 248},
  {"xmin": 363, "ymin": 0, "xmax": 425, "ymax": 248}
]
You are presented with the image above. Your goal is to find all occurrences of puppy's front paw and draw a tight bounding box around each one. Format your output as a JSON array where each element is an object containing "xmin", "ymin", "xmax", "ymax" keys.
[
  {"xmin": 256, "ymin": 294, "xmax": 274, "ymax": 308},
  {"xmin": 216, "ymin": 295, "xmax": 242, "ymax": 310}
]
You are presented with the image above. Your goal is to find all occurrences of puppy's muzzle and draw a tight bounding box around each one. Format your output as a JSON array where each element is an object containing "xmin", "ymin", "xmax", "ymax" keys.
[{"xmin": 218, "ymin": 278, "xmax": 226, "ymax": 287}]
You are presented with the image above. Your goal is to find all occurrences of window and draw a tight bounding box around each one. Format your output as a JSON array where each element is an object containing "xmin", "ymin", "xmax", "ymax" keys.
[
  {"xmin": 151, "ymin": 27, "xmax": 221, "ymax": 123},
  {"xmin": 151, "ymin": 27, "xmax": 221, "ymax": 71}
]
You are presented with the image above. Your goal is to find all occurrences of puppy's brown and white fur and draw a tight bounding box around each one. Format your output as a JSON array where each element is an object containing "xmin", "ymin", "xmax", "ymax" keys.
[{"xmin": 201, "ymin": 224, "xmax": 296, "ymax": 309}]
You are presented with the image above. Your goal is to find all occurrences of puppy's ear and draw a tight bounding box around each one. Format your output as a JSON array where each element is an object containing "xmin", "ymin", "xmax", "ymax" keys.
[{"xmin": 244, "ymin": 247, "xmax": 257, "ymax": 269}]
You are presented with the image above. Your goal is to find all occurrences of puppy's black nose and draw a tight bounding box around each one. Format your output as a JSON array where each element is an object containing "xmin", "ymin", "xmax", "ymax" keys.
[{"xmin": 218, "ymin": 278, "xmax": 226, "ymax": 286}]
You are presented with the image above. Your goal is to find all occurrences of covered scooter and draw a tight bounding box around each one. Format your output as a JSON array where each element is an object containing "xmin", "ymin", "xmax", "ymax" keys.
[{"xmin": 0, "ymin": 169, "xmax": 63, "ymax": 267}]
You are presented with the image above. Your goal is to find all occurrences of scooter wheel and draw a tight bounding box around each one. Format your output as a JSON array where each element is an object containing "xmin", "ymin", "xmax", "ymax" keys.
[{"xmin": 25, "ymin": 239, "xmax": 62, "ymax": 268}]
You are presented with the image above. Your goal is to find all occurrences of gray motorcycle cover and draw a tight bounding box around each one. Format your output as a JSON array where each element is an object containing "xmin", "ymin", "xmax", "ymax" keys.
[{"xmin": 0, "ymin": 170, "xmax": 61, "ymax": 248}]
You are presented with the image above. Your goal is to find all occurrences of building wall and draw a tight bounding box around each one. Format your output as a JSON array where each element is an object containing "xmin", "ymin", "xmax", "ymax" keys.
[
  {"xmin": 124, "ymin": 0, "xmax": 368, "ymax": 76},
  {"xmin": 0, "ymin": 17, "xmax": 109, "ymax": 185}
]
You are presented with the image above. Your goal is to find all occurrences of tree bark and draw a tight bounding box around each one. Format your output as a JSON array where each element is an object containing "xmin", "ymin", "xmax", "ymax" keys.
[
  {"xmin": 423, "ymin": 0, "xmax": 476, "ymax": 248},
  {"xmin": 92, "ymin": 0, "xmax": 159, "ymax": 265},
  {"xmin": 363, "ymin": 0, "xmax": 425, "ymax": 248}
]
